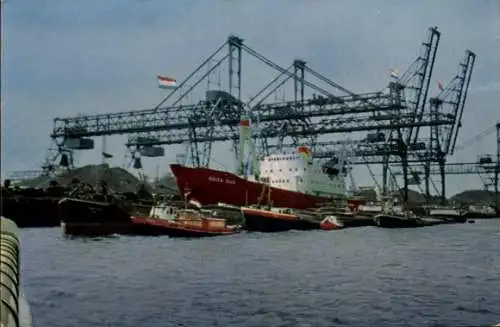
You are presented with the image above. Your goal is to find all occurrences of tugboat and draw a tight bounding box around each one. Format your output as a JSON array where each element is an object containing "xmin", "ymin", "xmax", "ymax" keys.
[
  {"xmin": 373, "ymin": 196, "xmax": 444, "ymax": 228},
  {"xmin": 374, "ymin": 212, "xmax": 427, "ymax": 228},
  {"xmin": 374, "ymin": 204, "xmax": 461, "ymax": 228},
  {"xmin": 241, "ymin": 206, "xmax": 343, "ymax": 232},
  {"xmin": 428, "ymin": 206, "xmax": 467, "ymax": 223},
  {"xmin": 132, "ymin": 207, "xmax": 240, "ymax": 237},
  {"xmin": 461, "ymin": 204, "xmax": 497, "ymax": 219}
]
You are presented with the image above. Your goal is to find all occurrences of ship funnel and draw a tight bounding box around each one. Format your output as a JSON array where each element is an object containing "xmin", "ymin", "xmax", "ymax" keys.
[
  {"xmin": 296, "ymin": 145, "xmax": 312, "ymax": 160},
  {"xmin": 239, "ymin": 117, "xmax": 250, "ymax": 137}
]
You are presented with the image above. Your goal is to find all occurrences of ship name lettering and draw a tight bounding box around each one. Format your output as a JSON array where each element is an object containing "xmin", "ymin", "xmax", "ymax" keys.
[{"xmin": 208, "ymin": 176, "xmax": 236, "ymax": 184}]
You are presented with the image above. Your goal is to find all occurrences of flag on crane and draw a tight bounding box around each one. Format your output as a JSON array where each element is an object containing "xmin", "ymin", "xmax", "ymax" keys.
[
  {"xmin": 389, "ymin": 68, "xmax": 400, "ymax": 79},
  {"xmin": 437, "ymin": 81, "xmax": 444, "ymax": 92},
  {"xmin": 157, "ymin": 75, "xmax": 177, "ymax": 89}
]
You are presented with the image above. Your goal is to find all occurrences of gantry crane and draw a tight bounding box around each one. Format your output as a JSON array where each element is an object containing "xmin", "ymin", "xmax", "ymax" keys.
[
  {"xmin": 49, "ymin": 29, "xmax": 445, "ymax": 172},
  {"xmin": 392, "ymin": 122, "xmax": 499, "ymax": 201},
  {"xmin": 392, "ymin": 49, "xmax": 476, "ymax": 199},
  {"xmin": 269, "ymin": 26, "xmax": 443, "ymax": 201},
  {"xmin": 25, "ymin": 26, "xmax": 458, "ymax": 202}
]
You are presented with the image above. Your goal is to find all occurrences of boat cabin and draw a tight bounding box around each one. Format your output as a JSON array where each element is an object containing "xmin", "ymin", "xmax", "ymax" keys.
[
  {"xmin": 149, "ymin": 205, "xmax": 178, "ymax": 221},
  {"xmin": 176, "ymin": 209, "xmax": 227, "ymax": 228}
]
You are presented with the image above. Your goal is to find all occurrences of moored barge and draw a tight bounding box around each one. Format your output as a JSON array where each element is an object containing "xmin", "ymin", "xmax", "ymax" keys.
[{"xmin": 241, "ymin": 206, "xmax": 343, "ymax": 232}]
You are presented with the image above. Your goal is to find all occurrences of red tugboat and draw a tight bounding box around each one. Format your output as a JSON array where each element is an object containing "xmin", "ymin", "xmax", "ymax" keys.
[
  {"xmin": 131, "ymin": 208, "xmax": 240, "ymax": 237},
  {"xmin": 241, "ymin": 206, "xmax": 343, "ymax": 233},
  {"xmin": 169, "ymin": 115, "xmax": 364, "ymax": 212}
]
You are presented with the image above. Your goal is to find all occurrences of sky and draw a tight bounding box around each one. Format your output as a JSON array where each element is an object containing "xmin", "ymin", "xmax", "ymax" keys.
[{"xmin": 1, "ymin": 0, "xmax": 499, "ymax": 197}]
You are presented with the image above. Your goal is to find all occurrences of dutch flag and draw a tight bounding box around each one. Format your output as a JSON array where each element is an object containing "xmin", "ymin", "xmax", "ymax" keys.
[{"xmin": 157, "ymin": 75, "xmax": 177, "ymax": 89}]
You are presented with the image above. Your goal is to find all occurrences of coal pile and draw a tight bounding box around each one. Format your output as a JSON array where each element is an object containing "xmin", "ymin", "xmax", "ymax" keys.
[
  {"xmin": 1, "ymin": 164, "xmax": 155, "ymax": 227},
  {"xmin": 152, "ymin": 174, "xmax": 180, "ymax": 195},
  {"xmin": 21, "ymin": 164, "xmax": 151, "ymax": 195}
]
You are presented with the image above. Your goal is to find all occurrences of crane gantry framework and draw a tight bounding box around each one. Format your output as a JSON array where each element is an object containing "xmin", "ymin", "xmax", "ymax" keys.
[
  {"xmin": 267, "ymin": 27, "xmax": 442, "ymax": 195},
  {"xmin": 48, "ymin": 26, "xmax": 458, "ymax": 175},
  {"xmin": 363, "ymin": 48, "xmax": 475, "ymax": 197},
  {"xmin": 392, "ymin": 122, "xmax": 500, "ymax": 200},
  {"xmin": 269, "ymin": 30, "xmax": 476, "ymax": 198}
]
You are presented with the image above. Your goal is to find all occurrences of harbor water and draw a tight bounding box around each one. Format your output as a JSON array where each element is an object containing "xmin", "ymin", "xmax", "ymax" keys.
[{"xmin": 21, "ymin": 220, "xmax": 500, "ymax": 327}]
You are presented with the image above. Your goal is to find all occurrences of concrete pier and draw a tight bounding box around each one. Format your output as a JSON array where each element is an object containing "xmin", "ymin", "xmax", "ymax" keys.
[{"xmin": 1, "ymin": 216, "xmax": 32, "ymax": 327}]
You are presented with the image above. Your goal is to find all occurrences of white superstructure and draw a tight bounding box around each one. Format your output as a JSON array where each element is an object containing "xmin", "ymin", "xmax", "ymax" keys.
[
  {"xmin": 149, "ymin": 204, "xmax": 178, "ymax": 220},
  {"xmin": 236, "ymin": 115, "xmax": 347, "ymax": 198},
  {"xmin": 258, "ymin": 146, "xmax": 347, "ymax": 197}
]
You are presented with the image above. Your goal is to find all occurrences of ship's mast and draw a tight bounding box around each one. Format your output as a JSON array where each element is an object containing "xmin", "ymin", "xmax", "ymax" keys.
[
  {"xmin": 250, "ymin": 131, "xmax": 259, "ymax": 179},
  {"xmin": 237, "ymin": 115, "xmax": 248, "ymax": 175},
  {"xmin": 237, "ymin": 108, "xmax": 260, "ymax": 179}
]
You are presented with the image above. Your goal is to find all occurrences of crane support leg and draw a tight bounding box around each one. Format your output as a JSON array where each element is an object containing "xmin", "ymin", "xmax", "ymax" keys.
[
  {"xmin": 439, "ymin": 158, "xmax": 446, "ymax": 203},
  {"xmin": 495, "ymin": 122, "xmax": 500, "ymax": 208},
  {"xmin": 424, "ymin": 160, "xmax": 431, "ymax": 200},
  {"xmin": 382, "ymin": 155, "xmax": 389, "ymax": 196}
]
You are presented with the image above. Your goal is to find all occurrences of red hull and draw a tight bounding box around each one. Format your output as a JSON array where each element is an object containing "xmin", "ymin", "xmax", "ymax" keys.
[
  {"xmin": 131, "ymin": 216, "xmax": 238, "ymax": 237},
  {"xmin": 170, "ymin": 164, "xmax": 364, "ymax": 211},
  {"xmin": 241, "ymin": 207, "xmax": 342, "ymax": 232}
]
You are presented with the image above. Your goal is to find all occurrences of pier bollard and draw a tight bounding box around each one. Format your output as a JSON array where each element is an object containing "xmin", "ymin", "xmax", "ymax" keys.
[{"xmin": 1, "ymin": 217, "xmax": 32, "ymax": 327}]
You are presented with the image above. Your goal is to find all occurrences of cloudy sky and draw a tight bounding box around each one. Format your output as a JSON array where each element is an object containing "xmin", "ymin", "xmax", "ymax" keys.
[{"xmin": 2, "ymin": 0, "xmax": 499, "ymax": 196}]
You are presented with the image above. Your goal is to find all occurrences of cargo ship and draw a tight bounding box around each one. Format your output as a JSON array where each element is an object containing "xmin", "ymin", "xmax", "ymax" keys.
[{"xmin": 170, "ymin": 115, "xmax": 363, "ymax": 211}]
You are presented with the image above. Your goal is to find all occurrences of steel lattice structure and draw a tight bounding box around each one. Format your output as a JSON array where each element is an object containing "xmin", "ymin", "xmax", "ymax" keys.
[
  {"xmin": 279, "ymin": 46, "xmax": 476, "ymax": 199},
  {"xmin": 408, "ymin": 49, "xmax": 476, "ymax": 199},
  {"xmin": 51, "ymin": 28, "xmax": 443, "ymax": 160},
  {"xmin": 39, "ymin": 26, "xmax": 477, "ymax": 201},
  {"xmin": 392, "ymin": 122, "xmax": 499, "ymax": 200}
]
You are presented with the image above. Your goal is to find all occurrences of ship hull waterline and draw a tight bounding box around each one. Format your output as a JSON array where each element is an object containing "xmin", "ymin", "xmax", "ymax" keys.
[
  {"xmin": 131, "ymin": 216, "xmax": 239, "ymax": 237},
  {"xmin": 170, "ymin": 164, "xmax": 363, "ymax": 211}
]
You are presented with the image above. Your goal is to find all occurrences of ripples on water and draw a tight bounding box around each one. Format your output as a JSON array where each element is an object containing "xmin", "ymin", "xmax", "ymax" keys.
[{"xmin": 20, "ymin": 220, "xmax": 500, "ymax": 327}]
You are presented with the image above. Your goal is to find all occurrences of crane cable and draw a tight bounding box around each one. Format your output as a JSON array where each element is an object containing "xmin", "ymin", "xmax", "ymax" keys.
[{"xmin": 454, "ymin": 124, "xmax": 497, "ymax": 152}]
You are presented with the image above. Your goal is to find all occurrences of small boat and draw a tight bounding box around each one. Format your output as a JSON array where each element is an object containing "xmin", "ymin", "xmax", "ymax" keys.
[
  {"xmin": 241, "ymin": 206, "xmax": 343, "ymax": 232},
  {"xmin": 131, "ymin": 208, "xmax": 240, "ymax": 237},
  {"xmin": 374, "ymin": 213, "xmax": 422, "ymax": 228},
  {"xmin": 320, "ymin": 216, "xmax": 344, "ymax": 230},
  {"xmin": 461, "ymin": 205, "xmax": 498, "ymax": 219},
  {"xmin": 374, "ymin": 212, "xmax": 457, "ymax": 228},
  {"xmin": 429, "ymin": 207, "xmax": 467, "ymax": 223}
]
